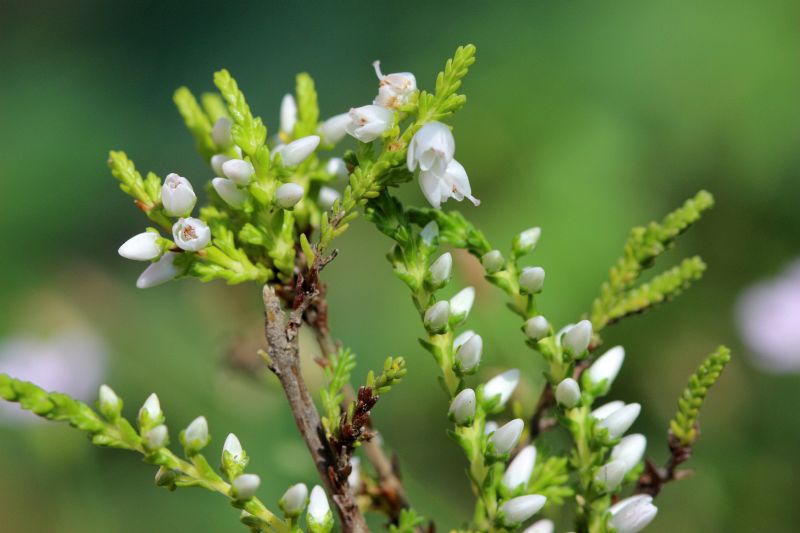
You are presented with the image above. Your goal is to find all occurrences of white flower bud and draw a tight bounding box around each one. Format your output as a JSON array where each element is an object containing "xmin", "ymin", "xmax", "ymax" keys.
[
  {"xmin": 484, "ymin": 369, "xmax": 520, "ymax": 406},
  {"xmin": 348, "ymin": 457, "xmax": 361, "ymax": 493},
  {"xmin": 489, "ymin": 418, "xmax": 524, "ymax": 455},
  {"xmin": 281, "ymin": 135, "xmax": 320, "ymax": 166},
  {"xmin": 419, "ymin": 159, "xmax": 479, "ymax": 209},
  {"xmin": 522, "ymin": 519, "xmax": 555, "ymax": 533},
  {"xmin": 449, "ymin": 286, "xmax": 475, "ymax": 323},
  {"xmin": 481, "ymin": 250, "xmax": 504, "ymax": 273},
  {"xmin": 586, "ymin": 346, "xmax": 625, "ymax": 392},
  {"xmin": 211, "ymin": 154, "xmax": 232, "ymax": 175},
  {"xmin": 98, "ymin": 384, "xmax": 121, "ymax": 418},
  {"xmin": 449, "ymin": 388, "xmax": 476, "ymax": 426},
  {"xmin": 223, "ymin": 433, "xmax": 243, "ymax": 462},
  {"xmin": 119, "ymin": 232, "xmax": 161, "ymax": 261},
  {"xmin": 453, "ymin": 330, "xmax": 476, "ymax": 351},
  {"xmin": 212, "ymin": 177, "xmax": 247, "ymax": 209},
  {"xmin": 611, "ymin": 434, "xmax": 647, "ymax": 473},
  {"xmin": 514, "ymin": 227, "xmax": 541, "ymax": 255},
  {"xmin": 307, "ymin": 485, "xmax": 333, "ymax": 529},
  {"xmin": 484, "ymin": 421, "xmax": 499, "ymax": 435},
  {"xmin": 275, "ymin": 182, "xmax": 305, "ymax": 209},
  {"xmin": 555, "ymin": 378, "xmax": 581, "ymax": 408},
  {"xmin": 212, "ymin": 117, "xmax": 233, "ymax": 147},
  {"xmin": 161, "ymin": 173, "xmax": 197, "ymax": 217},
  {"xmin": 183, "ymin": 415, "xmax": 209, "ymax": 450},
  {"xmin": 372, "ymin": 61, "xmax": 417, "ymax": 109},
  {"xmin": 524, "ymin": 316, "xmax": 549, "ymax": 340},
  {"xmin": 428, "ymin": 252, "xmax": 453, "ymax": 286},
  {"xmin": 145, "ymin": 424, "xmax": 169, "ymax": 449},
  {"xmin": 562, "ymin": 320, "xmax": 593, "ymax": 356},
  {"xmin": 595, "ymin": 459, "xmax": 627, "ymax": 490},
  {"xmin": 221, "ymin": 159, "xmax": 255, "ymax": 186},
  {"xmin": 325, "ymin": 157, "xmax": 348, "ymax": 180},
  {"xmin": 319, "ymin": 113, "xmax": 351, "ymax": 144},
  {"xmin": 420, "ymin": 221, "xmax": 439, "ymax": 245},
  {"xmin": 609, "ymin": 495, "xmax": 658, "ymax": 533},
  {"xmin": 519, "ymin": 267, "xmax": 545, "ymax": 294},
  {"xmin": 140, "ymin": 393, "xmax": 162, "ymax": 421},
  {"xmin": 423, "ymin": 301, "xmax": 450, "ymax": 333},
  {"xmin": 318, "ymin": 186, "xmax": 341, "ymax": 210},
  {"xmin": 407, "ymin": 121, "xmax": 454, "ymax": 176},
  {"xmin": 499, "ymin": 494, "xmax": 547, "ymax": 525},
  {"xmin": 136, "ymin": 252, "xmax": 180, "ymax": 289},
  {"xmin": 456, "ymin": 333, "xmax": 482, "ymax": 373},
  {"xmin": 591, "ymin": 401, "xmax": 625, "ymax": 421},
  {"xmin": 502, "ymin": 445, "xmax": 536, "ymax": 490},
  {"xmin": 281, "ymin": 483, "xmax": 309, "ymax": 516},
  {"xmin": 280, "ymin": 93, "xmax": 297, "ymax": 136},
  {"xmin": 172, "ymin": 217, "xmax": 211, "ymax": 252},
  {"xmin": 232, "ymin": 473, "xmax": 261, "ymax": 500},
  {"xmin": 346, "ymin": 104, "xmax": 393, "ymax": 143},
  {"xmin": 597, "ymin": 403, "xmax": 641, "ymax": 439}
]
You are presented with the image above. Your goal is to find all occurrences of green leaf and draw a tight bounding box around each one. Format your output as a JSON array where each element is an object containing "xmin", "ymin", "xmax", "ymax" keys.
[
  {"xmin": 213, "ymin": 69, "xmax": 267, "ymax": 157},
  {"xmin": 173, "ymin": 87, "xmax": 216, "ymax": 159},
  {"xmin": 418, "ymin": 44, "xmax": 477, "ymax": 122},
  {"xmin": 294, "ymin": 72, "xmax": 319, "ymax": 138}
]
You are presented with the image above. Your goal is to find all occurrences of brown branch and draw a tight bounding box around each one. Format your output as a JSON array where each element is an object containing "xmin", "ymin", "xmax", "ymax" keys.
[{"xmin": 635, "ymin": 430, "xmax": 695, "ymax": 497}]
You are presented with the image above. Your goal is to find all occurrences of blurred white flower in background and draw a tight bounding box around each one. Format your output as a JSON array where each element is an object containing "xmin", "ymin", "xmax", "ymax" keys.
[
  {"xmin": 0, "ymin": 330, "xmax": 107, "ymax": 423},
  {"xmin": 736, "ymin": 260, "xmax": 800, "ymax": 372}
]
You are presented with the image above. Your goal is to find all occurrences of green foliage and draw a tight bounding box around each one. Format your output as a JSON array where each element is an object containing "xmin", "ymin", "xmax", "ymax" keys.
[
  {"xmin": 320, "ymin": 348, "xmax": 357, "ymax": 436},
  {"xmin": 367, "ymin": 356, "xmax": 408, "ymax": 395},
  {"xmin": 107, "ymin": 151, "xmax": 172, "ymax": 229},
  {"xmin": 389, "ymin": 509, "xmax": 426, "ymax": 533},
  {"xmin": 214, "ymin": 69, "xmax": 267, "ymax": 157},
  {"xmin": 174, "ymin": 87, "xmax": 217, "ymax": 159},
  {"xmin": 407, "ymin": 206, "xmax": 492, "ymax": 257},
  {"xmin": 670, "ymin": 346, "xmax": 731, "ymax": 446},
  {"xmin": 528, "ymin": 456, "xmax": 574, "ymax": 506},
  {"xmin": 294, "ymin": 73, "xmax": 319, "ymax": 138},
  {"xmin": 417, "ymin": 44, "xmax": 477, "ymax": 122}
]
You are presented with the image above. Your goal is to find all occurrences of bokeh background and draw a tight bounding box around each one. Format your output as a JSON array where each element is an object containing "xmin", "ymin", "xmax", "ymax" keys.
[{"xmin": 1, "ymin": 0, "xmax": 799, "ymax": 531}]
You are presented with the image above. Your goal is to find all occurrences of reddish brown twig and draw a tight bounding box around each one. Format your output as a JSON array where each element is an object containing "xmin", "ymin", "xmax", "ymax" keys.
[{"xmin": 635, "ymin": 429, "xmax": 696, "ymax": 497}]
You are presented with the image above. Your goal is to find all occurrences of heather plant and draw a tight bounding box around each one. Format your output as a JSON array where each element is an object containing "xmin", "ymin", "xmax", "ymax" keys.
[{"xmin": 0, "ymin": 44, "xmax": 730, "ymax": 533}]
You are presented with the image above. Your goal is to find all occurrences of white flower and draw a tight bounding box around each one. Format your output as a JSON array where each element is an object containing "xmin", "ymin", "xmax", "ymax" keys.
[
  {"xmin": 484, "ymin": 420, "xmax": 499, "ymax": 435},
  {"xmin": 499, "ymin": 494, "xmax": 547, "ymax": 525},
  {"xmin": 140, "ymin": 393, "xmax": 162, "ymax": 421},
  {"xmin": 319, "ymin": 113, "xmax": 351, "ymax": 145},
  {"xmin": 212, "ymin": 117, "xmax": 233, "ymax": 147},
  {"xmin": 419, "ymin": 159, "xmax": 479, "ymax": 209},
  {"xmin": 423, "ymin": 301, "xmax": 450, "ymax": 333},
  {"xmin": 524, "ymin": 316, "xmax": 549, "ymax": 340},
  {"xmin": 597, "ymin": 403, "xmax": 641, "ymax": 439},
  {"xmin": 222, "ymin": 159, "xmax": 255, "ymax": 186},
  {"xmin": 281, "ymin": 135, "xmax": 320, "ymax": 166},
  {"xmin": 318, "ymin": 186, "xmax": 341, "ymax": 210},
  {"xmin": 184, "ymin": 416, "xmax": 209, "ymax": 448},
  {"xmin": 275, "ymin": 182, "xmax": 305, "ymax": 209},
  {"xmin": 348, "ymin": 457, "xmax": 361, "ymax": 493},
  {"xmin": 609, "ymin": 495, "xmax": 658, "ymax": 533},
  {"xmin": 429, "ymin": 252, "xmax": 453, "ymax": 286},
  {"xmin": 489, "ymin": 418, "xmax": 524, "ymax": 455},
  {"xmin": 307, "ymin": 485, "xmax": 332, "ymax": 527},
  {"xmin": 502, "ymin": 445, "xmax": 536, "ymax": 490},
  {"xmin": 145, "ymin": 424, "xmax": 169, "ymax": 449},
  {"xmin": 161, "ymin": 173, "xmax": 197, "ymax": 217},
  {"xmin": 450, "ymin": 286, "xmax": 476, "ymax": 322},
  {"xmin": 281, "ymin": 483, "xmax": 309, "ymax": 515},
  {"xmin": 419, "ymin": 221, "xmax": 439, "ymax": 245},
  {"xmin": 514, "ymin": 227, "xmax": 541, "ymax": 255},
  {"xmin": 346, "ymin": 104, "xmax": 393, "ymax": 142},
  {"xmin": 586, "ymin": 346, "xmax": 625, "ymax": 392},
  {"xmin": 456, "ymin": 333, "xmax": 482, "ymax": 373},
  {"xmin": 212, "ymin": 177, "xmax": 247, "ymax": 209},
  {"xmin": 519, "ymin": 267, "xmax": 545, "ymax": 294},
  {"xmin": 611, "ymin": 434, "xmax": 647, "ymax": 473},
  {"xmin": 98, "ymin": 384, "xmax": 121, "ymax": 417},
  {"xmin": 223, "ymin": 433, "xmax": 243, "ymax": 462},
  {"xmin": 325, "ymin": 157, "xmax": 348, "ymax": 180},
  {"xmin": 372, "ymin": 60, "xmax": 417, "ymax": 109},
  {"xmin": 562, "ymin": 320, "xmax": 593, "ymax": 356},
  {"xmin": 522, "ymin": 519, "xmax": 554, "ymax": 533},
  {"xmin": 407, "ymin": 121, "xmax": 455, "ymax": 175},
  {"xmin": 280, "ymin": 93, "xmax": 297, "ymax": 136},
  {"xmin": 118, "ymin": 232, "xmax": 161, "ymax": 261},
  {"xmin": 211, "ymin": 154, "xmax": 232, "ymax": 175},
  {"xmin": 232, "ymin": 474, "xmax": 261, "ymax": 500},
  {"xmin": 453, "ymin": 330, "xmax": 476, "ymax": 351},
  {"xmin": 136, "ymin": 252, "xmax": 181, "ymax": 289},
  {"xmin": 555, "ymin": 378, "xmax": 581, "ymax": 408},
  {"xmin": 484, "ymin": 369, "xmax": 520, "ymax": 406},
  {"xmin": 481, "ymin": 250, "xmax": 504, "ymax": 273},
  {"xmin": 449, "ymin": 388, "xmax": 476, "ymax": 425},
  {"xmin": 595, "ymin": 459, "xmax": 626, "ymax": 490},
  {"xmin": 172, "ymin": 217, "xmax": 211, "ymax": 252},
  {"xmin": 591, "ymin": 401, "xmax": 625, "ymax": 421}
]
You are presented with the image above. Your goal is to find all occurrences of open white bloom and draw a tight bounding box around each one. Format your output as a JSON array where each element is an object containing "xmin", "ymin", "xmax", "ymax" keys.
[
  {"xmin": 522, "ymin": 519, "xmax": 555, "ymax": 533},
  {"xmin": 481, "ymin": 250, "xmax": 504, "ymax": 273},
  {"xmin": 519, "ymin": 266, "xmax": 545, "ymax": 294},
  {"xmin": 450, "ymin": 286, "xmax": 476, "ymax": 322},
  {"xmin": 595, "ymin": 459, "xmax": 626, "ymax": 490},
  {"xmin": 456, "ymin": 333, "xmax": 482, "ymax": 372},
  {"xmin": 211, "ymin": 154, "xmax": 232, "ymax": 175},
  {"xmin": 484, "ymin": 369, "xmax": 520, "ymax": 406},
  {"xmin": 319, "ymin": 113, "xmax": 351, "ymax": 144},
  {"xmin": 281, "ymin": 483, "xmax": 308, "ymax": 515},
  {"xmin": 212, "ymin": 177, "xmax": 247, "ymax": 209},
  {"xmin": 98, "ymin": 384, "xmax": 121, "ymax": 416},
  {"xmin": 597, "ymin": 403, "xmax": 641, "ymax": 439},
  {"xmin": 420, "ymin": 221, "xmax": 439, "ymax": 245},
  {"xmin": 407, "ymin": 121, "xmax": 454, "ymax": 175},
  {"xmin": 490, "ymin": 418, "xmax": 524, "ymax": 454},
  {"xmin": 562, "ymin": 319, "xmax": 593, "ymax": 355},
  {"xmin": 276, "ymin": 183, "xmax": 304, "ymax": 208},
  {"xmin": 346, "ymin": 104, "xmax": 393, "ymax": 142},
  {"xmin": 318, "ymin": 186, "xmax": 341, "ymax": 211},
  {"xmin": 373, "ymin": 60, "xmax": 417, "ymax": 109},
  {"xmin": 222, "ymin": 159, "xmax": 255, "ymax": 186},
  {"xmin": 145, "ymin": 424, "xmax": 168, "ymax": 449},
  {"xmin": 281, "ymin": 135, "xmax": 320, "ymax": 166},
  {"xmin": 449, "ymin": 388, "xmax": 476, "ymax": 425},
  {"xmin": 307, "ymin": 485, "xmax": 332, "ymax": 527},
  {"xmin": 502, "ymin": 445, "xmax": 536, "ymax": 490},
  {"xmin": 555, "ymin": 378, "xmax": 581, "ymax": 408},
  {"xmin": 232, "ymin": 474, "xmax": 261, "ymax": 500},
  {"xmin": 609, "ymin": 495, "xmax": 658, "ymax": 533},
  {"xmin": 524, "ymin": 316, "xmax": 549, "ymax": 340},
  {"xmin": 419, "ymin": 159, "xmax": 479, "ymax": 209},
  {"xmin": 348, "ymin": 457, "xmax": 361, "ymax": 493},
  {"xmin": 611, "ymin": 434, "xmax": 647, "ymax": 473},
  {"xmin": 514, "ymin": 227, "xmax": 542, "ymax": 255},
  {"xmin": 591, "ymin": 401, "xmax": 625, "ymax": 421},
  {"xmin": 118, "ymin": 232, "xmax": 161, "ymax": 261},
  {"xmin": 429, "ymin": 252, "xmax": 453, "ymax": 286},
  {"xmin": 212, "ymin": 117, "xmax": 233, "ymax": 147},
  {"xmin": 424, "ymin": 301, "xmax": 450, "ymax": 333},
  {"xmin": 587, "ymin": 346, "xmax": 625, "ymax": 391},
  {"xmin": 325, "ymin": 157, "xmax": 348, "ymax": 180},
  {"xmin": 162, "ymin": 173, "xmax": 197, "ymax": 217},
  {"xmin": 136, "ymin": 252, "xmax": 181, "ymax": 289},
  {"xmin": 223, "ymin": 433, "xmax": 243, "ymax": 462},
  {"xmin": 184, "ymin": 416, "xmax": 209, "ymax": 448},
  {"xmin": 280, "ymin": 93, "xmax": 297, "ymax": 136},
  {"xmin": 499, "ymin": 494, "xmax": 547, "ymax": 525},
  {"xmin": 172, "ymin": 217, "xmax": 211, "ymax": 252}
]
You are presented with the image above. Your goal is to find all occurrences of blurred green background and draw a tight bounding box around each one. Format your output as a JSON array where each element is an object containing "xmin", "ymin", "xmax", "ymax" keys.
[{"xmin": 1, "ymin": 0, "xmax": 799, "ymax": 531}]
